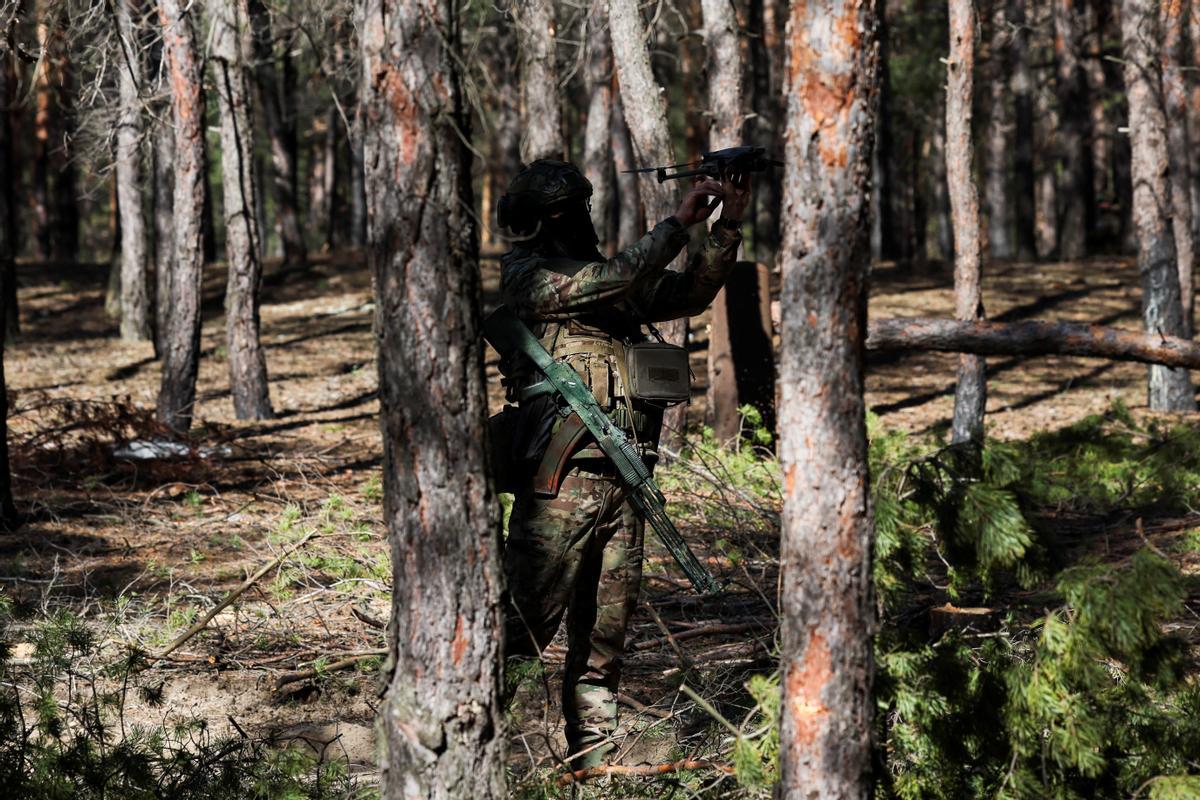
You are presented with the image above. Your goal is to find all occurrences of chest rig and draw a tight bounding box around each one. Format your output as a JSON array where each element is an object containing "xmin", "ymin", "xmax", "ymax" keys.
[{"xmin": 497, "ymin": 314, "xmax": 690, "ymax": 497}]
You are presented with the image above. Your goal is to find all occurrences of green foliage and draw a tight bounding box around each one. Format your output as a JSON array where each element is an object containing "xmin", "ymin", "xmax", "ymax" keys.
[{"xmin": 0, "ymin": 597, "xmax": 364, "ymax": 799}]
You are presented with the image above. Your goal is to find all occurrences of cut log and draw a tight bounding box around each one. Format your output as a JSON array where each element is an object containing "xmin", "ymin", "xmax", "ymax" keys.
[{"xmin": 867, "ymin": 318, "xmax": 1200, "ymax": 369}]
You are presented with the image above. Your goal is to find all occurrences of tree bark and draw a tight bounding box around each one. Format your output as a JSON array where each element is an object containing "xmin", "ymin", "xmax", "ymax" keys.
[
  {"xmin": 359, "ymin": 0, "xmax": 504, "ymax": 796},
  {"xmin": 156, "ymin": 0, "xmax": 207, "ymax": 433},
  {"xmin": 583, "ymin": 3, "xmax": 612, "ymax": 245},
  {"xmin": 946, "ymin": 0, "xmax": 987, "ymax": 445},
  {"xmin": 248, "ymin": 0, "xmax": 306, "ymax": 267},
  {"xmin": 1009, "ymin": 0, "xmax": 1037, "ymax": 260},
  {"xmin": 309, "ymin": 108, "xmax": 337, "ymax": 252},
  {"xmin": 1, "ymin": 42, "xmax": 18, "ymax": 343},
  {"xmin": 609, "ymin": 0, "xmax": 688, "ymax": 442},
  {"xmin": 1053, "ymin": 0, "xmax": 1096, "ymax": 261},
  {"xmin": 868, "ymin": 317, "xmax": 1200, "ymax": 368},
  {"xmin": 1161, "ymin": 0, "xmax": 1195, "ymax": 336},
  {"xmin": 153, "ymin": 116, "xmax": 174, "ymax": 356},
  {"xmin": 33, "ymin": 13, "xmax": 77, "ymax": 263},
  {"xmin": 115, "ymin": 0, "xmax": 152, "ymax": 342},
  {"xmin": 1121, "ymin": 0, "xmax": 1196, "ymax": 411},
  {"xmin": 513, "ymin": 0, "xmax": 564, "ymax": 163},
  {"xmin": 750, "ymin": 0, "xmax": 785, "ymax": 265},
  {"xmin": 701, "ymin": 0, "xmax": 744, "ymax": 443},
  {"xmin": 778, "ymin": 0, "xmax": 878, "ymax": 797},
  {"xmin": 984, "ymin": 0, "xmax": 1014, "ymax": 260},
  {"xmin": 209, "ymin": 0, "xmax": 273, "ymax": 420},
  {"xmin": 610, "ymin": 90, "xmax": 640, "ymax": 251}
]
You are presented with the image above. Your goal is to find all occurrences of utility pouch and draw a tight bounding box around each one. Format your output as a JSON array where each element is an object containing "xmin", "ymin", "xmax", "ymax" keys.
[{"xmin": 625, "ymin": 342, "xmax": 691, "ymax": 404}]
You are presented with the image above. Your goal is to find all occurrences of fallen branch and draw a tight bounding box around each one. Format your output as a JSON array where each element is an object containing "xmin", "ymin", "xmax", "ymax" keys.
[
  {"xmin": 867, "ymin": 318, "xmax": 1200, "ymax": 369},
  {"xmin": 157, "ymin": 529, "xmax": 321, "ymax": 658},
  {"xmin": 630, "ymin": 622, "xmax": 764, "ymax": 652},
  {"xmin": 274, "ymin": 649, "xmax": 388, "ymax": 690},
  {"xmin": 617, "ymin": 692, "xmax": 672, "ymax": 720},
  {"xmin": 558, "ymin": 759, "xmax": 733, "ymax": 785}
]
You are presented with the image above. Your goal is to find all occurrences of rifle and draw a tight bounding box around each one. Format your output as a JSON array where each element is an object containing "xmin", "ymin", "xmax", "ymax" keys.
[
  {"xmin": 483, "ymin": 305, "xmax": 720, "ymax": 595},
  {"xmin": 624, "ymin": 145, "xmax": 782, "ymax": 184}
]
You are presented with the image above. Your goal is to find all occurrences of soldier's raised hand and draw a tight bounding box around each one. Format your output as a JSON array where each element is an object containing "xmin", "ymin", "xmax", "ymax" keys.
[
  {"xmin": 673, "ymin": 178, "xmax": 726, "ymax": 227},
  {"xmin": 719, "ymin": 172, "xmax": 752, "ymax": 224}
]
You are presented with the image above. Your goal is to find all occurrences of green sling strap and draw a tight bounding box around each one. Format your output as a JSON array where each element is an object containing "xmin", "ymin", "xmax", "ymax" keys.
[{"xmin": 483, "ymin": 304, "xmax": 719, "ymax": 594}]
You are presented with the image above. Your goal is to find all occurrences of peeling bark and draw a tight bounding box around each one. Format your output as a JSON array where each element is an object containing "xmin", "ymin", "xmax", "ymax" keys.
[
  {"xmin": 778, "ymin": 0, "xmax": 878, "ymax": 796},
  {"xmin": 209, "ymin": 0, "xmax": 273, "ymax": 420},
  {"xmin": 868, "ymin": 317, "xmax": 1200, "ymax": 368},
  {"xmin": 156, "ymin": 0, "xmax": 207, "ymax": 433},
  {"xmin": 947, "ymin": 0, "xmax": 986, "ymax": 445},
  {"xmin": 359, "ymin": 0, "xmax": 504, "ymax": 796},
  {"xmin": 115, "ymin": 0, "xmax": 152, "ymax": 342},
  {"xmin": 1161, "ymin": 0, "xmax": 1195, "ymax": 336},
  {"xmin": 514, "ymin": 0, "xmax": 564, "ymax": 162},
  {"xmin": 1121, "ymin": 0, "xmax": 1196, "ymax": 411}
]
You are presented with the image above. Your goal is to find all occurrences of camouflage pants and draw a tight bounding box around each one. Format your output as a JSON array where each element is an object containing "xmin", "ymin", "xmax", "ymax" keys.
[{"xmin": 504, "ymin": 467, "xmax": 644, "ymax": 767}]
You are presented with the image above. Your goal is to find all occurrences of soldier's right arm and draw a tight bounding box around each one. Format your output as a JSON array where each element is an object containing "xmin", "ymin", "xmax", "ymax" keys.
[{"xmin": 502, "ymin": 218, "xmax": 690, "ymax": 320}]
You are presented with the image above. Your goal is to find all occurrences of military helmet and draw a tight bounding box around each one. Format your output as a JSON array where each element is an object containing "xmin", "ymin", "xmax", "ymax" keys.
[{"xmin": 498, "ymin": 160, "xmax": 593, "ymax": 236}]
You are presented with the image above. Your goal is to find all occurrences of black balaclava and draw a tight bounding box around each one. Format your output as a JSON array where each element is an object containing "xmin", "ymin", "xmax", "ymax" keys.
[{"xmin": 544, "ymin": 199, "xmax": 604, "ymax": 262}]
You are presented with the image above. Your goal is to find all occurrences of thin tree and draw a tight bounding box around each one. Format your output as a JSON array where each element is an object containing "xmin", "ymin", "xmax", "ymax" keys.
[
  {"xmin": 1053, "ymin": 0, "xmax": 1095, "ymax": 260},
  {"xmin": 0, "ymin": 40, "xmax": 16, "ymax": 530},
  {"xmin": 153, "ymin": 117, "xmax": 174, "ymax": 355},
  {"xmin": 248, "ymin": 0, "xmax": 305, "ymax": 267},
  {"xmin": 610, "ymin": 90, "xmax": 640, "ymax": 250},
  {"xmin": 156, "ymin": 0, "xmax": 206, "ymax": 433},
  {"xmin": 947, "ymin": 0, "xmax": 986, "ymax": 444},
  {"xmin": 1, "ymin": 41, "xmax": 18, "ymax": 343},
  {"xmin": 582, "ymin": 2, "xmax": 612, "ymax": 245},
  {"xmin": 1121, "ymin": 0, "xmax": 1196, "ymax": 411},
  {"xmin": 749, "ymin": 0, "xmax": 785, "ymax": 264},
  {"xmin": 984, "ymin": 0, "xmax": 1014, "ymax": 260},
  {"xmin": 778, "ymin": 0, "xmax": 877, "ymax": 795},
  {"xmin": 701, "ymin": 0, "xmax": 745, "ymax": 444},
  {"xmin": 609, "ymin": 0, "xmax": 687, "ymax": 441},
  {"xmin": 513, "ymin": 0, "xmax": 564, "ymax": 162},
  {"xmin": 359, "ymin": 0, "xmax": 504, "ymax": 795},
  {"xmin": 114, "ymin": 0, "xmax": 152, "ymax": 342},
  {"xmin": 209, "ymin": 0, "xmax": 272, "ymax": 420},
  {"xmin": 1161, "ymin": 0, "xmax": 1195, "ymax": 336},
  {"xmin": 1009, "ymin": 0, "xmax": 1036, "ymax": 260}
]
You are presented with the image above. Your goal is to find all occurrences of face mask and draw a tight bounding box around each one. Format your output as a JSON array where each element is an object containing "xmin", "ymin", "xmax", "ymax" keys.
[{"xmin": 548, "ymin": 201, "xmax": 602, "ymax": 261}]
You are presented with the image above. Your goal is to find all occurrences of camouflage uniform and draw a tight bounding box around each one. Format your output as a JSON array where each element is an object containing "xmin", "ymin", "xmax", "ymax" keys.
[{"xmin": 500, "ymin": 214, "xmax": 742, "ymax": 765}]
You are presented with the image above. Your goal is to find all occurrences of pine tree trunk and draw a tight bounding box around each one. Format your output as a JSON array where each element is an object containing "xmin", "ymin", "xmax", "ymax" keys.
[
  {"xmin": 750, "ymin": 0, "xmax": 785, "ymax": 265},
  {"xmin": 1121, "ymin": 0, "xmax": 1196, "ymax": 411},
  {"xmin": 156, "ymin": 0, "xmax": 207, "ymax": 433},
  {"xmin": 1034, "ymin": 26, "xmax": 1059, "ymax": 261},
  {"xmin": 350, "ymin": 102, "xmax": 367, "ymax": 248},
  {"xmin": 248, "ymin": 0, "xmax": 305, "ymax": 267},
  {"xmin": 701, "ymin": 0, "xmax": 744, "ymax": 444},
  {"xmin": 210, "ymin": 0, "xmax": 273, "ymax": 420},
  {"xmin": 610, "ymin": 90, "xmax": 640, "ymax": 251},
  {"xmin": 947, "ymin": 0, "xmax": 987, "ymax": 445},
  {"xmin": 1161, "ymin": 0, "xmax": 1195, "ymax": 337},
  {"xmin": 1, "ymin": 47, "xmax": 19, "ymax": 343},
  {"xmin": 514, "ymin": 0, "xmax": 564, "ymax": 163},
  {"xmin": 929, "ymin": 118, "xmax": 954, "ymax": 265},
  {"xmin": 610, "ymin": 0, "xmax": 688, "ymax": 443},
  {"xmin": 1053, "ymin": 0, "xmax": 1095, "ymax": 260},
  {"xmin": 583, "ymin": 3, "xmax": 612, "ymax": 245},
  {"xmin": 360, "ymin": 0, "xmax": 504, "ymax": 795},
  {"xmin": 1009, "ymin": 0, "xmax": 1037, "ymax": 260},
  {"xmin": 778, "ymin": 1, "xmax": 877, "ymax": 796},
  {"xmin": 115, "ymin": 0, "xmax": 152, "ymax": 342},
  {"xmin": 153, "ymin": 117, "xmax": 175, "ymax": 355},
  {"xmin": 1094, "ymin": 0, "xmax": 1136, "ymax": 252},
  {"xmin": 40, "ymin": 17, "xmax": 77, "ymax": 264},
  {"xmin": 308, "ymin": 108, "xmax": 337, "ymax": 252},
  {"xmin": 984, "ymin": 0, "xmax": 1014, "ymax": 261}
]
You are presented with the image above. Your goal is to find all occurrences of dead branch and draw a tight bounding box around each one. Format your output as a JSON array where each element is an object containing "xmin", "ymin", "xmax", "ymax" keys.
[
  {"xmin": 630, "ymin": 622, "xmax": 765, "ymax": 651},
  {"xmin": 273, "ymin": 648, "xmax": 387, "ymax": 690},
  {"xmin": 558, "ymin": 759, "xmax": 734, "ymax": 785},
  {"xmin": 868, "ymin": 318, "xmax": 1200, "ymax": 369}
]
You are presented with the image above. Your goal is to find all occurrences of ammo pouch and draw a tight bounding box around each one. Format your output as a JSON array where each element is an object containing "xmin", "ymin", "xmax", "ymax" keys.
[{"xmin": 624, "ymin": 341, "xmax": 690, "ymax": 405}]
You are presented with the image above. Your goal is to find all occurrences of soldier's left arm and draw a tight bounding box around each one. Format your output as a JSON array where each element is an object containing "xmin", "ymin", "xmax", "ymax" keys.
[{"xmin": 628, "ymin": 218, "xmax": 743, "ymax": 321}]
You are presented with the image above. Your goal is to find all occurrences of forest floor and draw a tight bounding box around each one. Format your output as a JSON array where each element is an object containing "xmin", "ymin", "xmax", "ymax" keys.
[{"xmin": 0, "ymin": 250, "xmax": 1194, "ymax": 795}]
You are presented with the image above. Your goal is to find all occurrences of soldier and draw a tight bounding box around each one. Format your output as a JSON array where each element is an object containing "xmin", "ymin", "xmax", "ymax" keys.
[{"xmin": 496, "ymin": 159, "xmax": 750, "ymax": 767}]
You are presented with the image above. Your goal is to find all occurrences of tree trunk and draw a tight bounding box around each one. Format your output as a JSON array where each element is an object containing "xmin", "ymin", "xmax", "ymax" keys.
[
  {"xmin": 1, "ymin": 44, "xmax": 19, "ymax": 343},
  {"xmin": 1161, "ymin": 0, "xmax": 1195, "ymax": 336},
  {"xmin": 610, "ymin": 90, "xmax": 640, "ymax": 251},
  {"xmin": 701, "ymin": 0, "xmax": 744, "ymax": 443},
  {"xmin": 209, "ymin": 0, "xmax": 273, "ymax": 420},
  {"xmin": 33, "ymin": 14, "xmax": 77, "ymax": 263},
  {"xmin": 514, "ymin": 0, "xmax": 564, "ymax": 163},
  {"xmin": 929, "ymin": 118, "xmax": 954, "ymax": 265},
  {"xmin": 984, "ymin": 0, "xmax": 1014, "ymax": 261},
  {"xmin": 583, "ymin": 3, "xmax": 612, "ymax": 245},
  {"xmin": 778, "ymin": 0, "xmax": 877, "ymax": 796},
  {"xmin": 350, "ymin": 102, "xmax": 367, "ymax": 248},
  {"xmin": 609, "ymin": 0, "xmax": 688, "ymax": 442},
  {"xmin": 1053, "ymin": 0, "xmax": 1095, "ymax": 261},
  {"xmin": 360, "ymin": 0, "xmax": 504, "ymax": 796},
  {"xmin": 868, "ymin": 317, "xmax": 1200, "ymax": 368},
  {"xmin": 750, "ymin": 0, "xmax": 785, "ymax": 265},
  {"xmin": 1009, "ymin": 0, "xmax": 1037, "ymax": 260},
  {"xmin": 1034, "ymin": 25, "xmax": 1059, "ymax": 261},
  {"xmin": 947, "ymin": 0, "xmax": 987, "ymax": 445},
  {"xmin": 1121, "ymin": 0, "xmax": 1196, "ymax": 411},
  {"xmin": 156, "ymin": 0, "xmax": 207, "ymax": 433},
  {"xmin": 248, "ymin": 0, "xmax": 306, "ymax": 267},
  {"xmin": 153, "ymin": 117, "xmax": 175, "ymax": 356},
  {"xmin": 309, "ymin": 108, "xmax": 337, "ymax": 252},
  {"xmin": 115, "ymin": 0, "xmax": 152, "ymax": 342}
]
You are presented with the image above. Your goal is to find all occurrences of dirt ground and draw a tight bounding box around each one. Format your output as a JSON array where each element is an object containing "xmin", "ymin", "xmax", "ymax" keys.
[{"xmin": 0, "ymin": 250, "xmax": 1183, "ymax": 791}]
